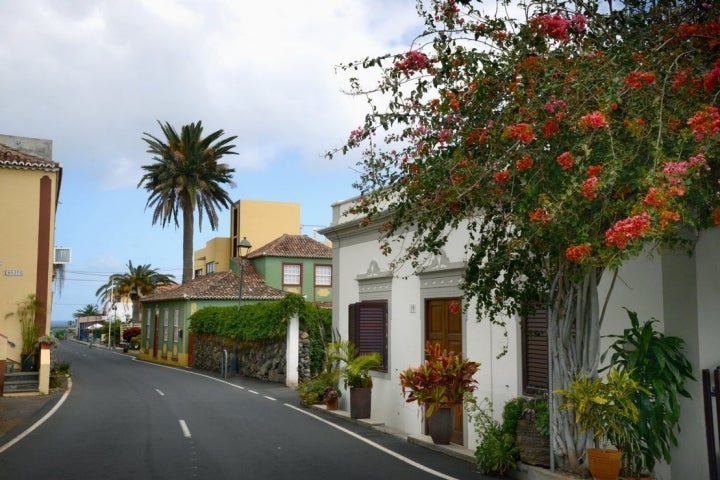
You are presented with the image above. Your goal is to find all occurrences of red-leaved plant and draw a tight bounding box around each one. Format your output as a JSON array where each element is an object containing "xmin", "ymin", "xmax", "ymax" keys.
[{"xmin": 400, "ymin": 341, "xmax": 480, "ymax": 417}]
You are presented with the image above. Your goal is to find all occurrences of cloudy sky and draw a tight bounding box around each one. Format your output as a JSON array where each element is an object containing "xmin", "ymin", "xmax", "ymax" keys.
[{"xmin": 0, "ymin": 0, "xmax": 422, "ymax": 325}]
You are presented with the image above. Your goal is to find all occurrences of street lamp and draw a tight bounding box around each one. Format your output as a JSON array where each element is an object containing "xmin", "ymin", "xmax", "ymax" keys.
[
  {"xmin": 109, "ymin": 302, "xmax": 117, "ymax": 349},
  {"xmin": 237, "ymin": 237, "xmax": 252, "ymax": 310}
]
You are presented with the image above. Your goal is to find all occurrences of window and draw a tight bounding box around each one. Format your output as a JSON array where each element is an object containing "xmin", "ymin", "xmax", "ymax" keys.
[
  {"xmin": 162, "ymin": 309, "xmax": 169, "ymax": 342},
  {"xmin": 315, "ymin": 264, "xmax": 332, "ymax": 286},
  {"xmin": 145, "ymin": 310, "xmax": 151, "ymax": 339},
  {"xmin": 522, "ymin": 308, "xmax": 549, "ymax": 394},
  {"xmin": 173, "ymin": 309, "xmax": 180, "ymax": 343},
  {"xmin": 349, "ymin": 301, "xmax": 388, "ymax": 372},
  {"xmin": 283, "ymin": 263, "xmax": 301, "ymax": 286},
  {"xmin": 205, "ymin": 262, "xmax": 215, "ymax": 274},
  {"xmin": 194, "ymin": 268, "xmax": 203, "ymax": 278}
]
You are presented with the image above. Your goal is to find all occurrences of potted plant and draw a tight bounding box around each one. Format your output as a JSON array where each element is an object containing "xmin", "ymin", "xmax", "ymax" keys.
[
  {"xmin": 400, "ymin": 341, "xmax": 480, "ymax": 444},
  {"xmin": 322, "ymin": 386, "xmax": 340, "ymax": 410},
  {"xmin": 555, "ymin": 368, "xmax": 646, "ymax": 480},
  {"xmin": 601, "ymin": 309, "xmax": 694, "ymax": 479},
  {"xmin": 5, "ymin": 294, "xmax": 42, "ymax": 371},
  {"xmin": 328, "ymin": 340, "xmax": 382, "ymax": 419}
]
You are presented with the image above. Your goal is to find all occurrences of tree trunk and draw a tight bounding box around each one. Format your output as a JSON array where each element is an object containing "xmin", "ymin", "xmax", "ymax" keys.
[
  {"xmin": 548, "ymin": 263, "xmax": 604, "ymax": 474},
  {"xmin": 182, "ymin": 204, "xmax": 194, "ymax": 284}
]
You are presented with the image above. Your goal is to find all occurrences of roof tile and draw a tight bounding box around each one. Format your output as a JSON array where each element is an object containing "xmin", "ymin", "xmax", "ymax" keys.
[
  {"xmin": 141, "ymin": 263, "xmax": 286, "ymax": 302},
  {"xmin": 246, "ymin": 234, "xmax": 331, "ymax": 259}
]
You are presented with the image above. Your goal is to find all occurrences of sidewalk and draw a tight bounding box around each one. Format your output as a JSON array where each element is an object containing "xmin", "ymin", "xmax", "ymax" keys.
[{"xmin": 0, "ymin": 391, "xmax": 63, "ymax": 442}]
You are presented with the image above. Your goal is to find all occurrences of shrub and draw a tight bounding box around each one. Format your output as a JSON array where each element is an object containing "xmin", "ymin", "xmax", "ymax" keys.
[
  {"xmin": 467, "ymin": 397, "xmax": 518, "ymax": 475},
  {"xmin": 123, "ymin": 327, "xmax": 142, "ymax": 342}
]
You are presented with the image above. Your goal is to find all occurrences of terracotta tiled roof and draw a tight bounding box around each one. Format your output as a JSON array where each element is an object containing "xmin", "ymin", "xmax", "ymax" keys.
[
  {"xmin": 247, "ymin": 234, "xmax": 331, "ymax": 259},
  {"xmin": 140, "ymin": 264, "xmax": 286, "ymax": 302},
  {"xmin": 0, "ymin": 143, "xmax": 60, "ymax": 171}
]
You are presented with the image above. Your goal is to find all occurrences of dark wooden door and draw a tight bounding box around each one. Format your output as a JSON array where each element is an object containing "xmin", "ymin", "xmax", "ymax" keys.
[
  {"xmin": 425, "ymin": 298, "xmax": 464, "ymax": 445},
  {"xmin": 152, "ymin": 312, "xmax": 159, "ymax": 358}
]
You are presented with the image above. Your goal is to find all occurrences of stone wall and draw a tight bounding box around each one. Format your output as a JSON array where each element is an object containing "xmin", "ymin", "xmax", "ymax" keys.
[{"xmin": 192, "ymin": 331, "xmax": 312, "ymax": 384}]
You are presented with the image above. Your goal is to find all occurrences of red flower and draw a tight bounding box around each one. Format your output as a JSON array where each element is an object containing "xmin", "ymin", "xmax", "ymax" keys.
[
  {"xmin": 529, "ymin": 208, "xmax": 550, "ymax": 224},
  {"xmin": 394, "ymin": 50, "xmax": 433, "ymax": 76},
  {"xmin": 556, "ymin": 151, "xmax": 575, "ymax": 170},
  {"xmin": 515, "ymin": 155, "xmax": 534, "ymax": 171},
  {"xmin": 579, "ymin": 111, "xmax": 609, "ymax": 130},
  {"xmin": 624, "ymin": 71, "xmax": 656, "ymax": 89},
  {"xmin": 641, "ymin": 187, "xmax": 666, "ymax": 208},
  {"xmin": 687, "ymin": 106, "xmax": 720, "ymax": 141},
  {"xmin": 493, "ymin": 170, "xmax": 511, "ymax": 184},
  {"xmin": 659, "ymin": 210, "xmax": 681, "ymax": 230},
  {"xmin": 581, "ymin": 176, "xmax": 599, "ymax": 200},
  {"xmin": 505, "ymin": 123, "xmax": 536, "ymax": 143},
  {"xmin": 605, "ymin": 212, "xmax": 651, "ymax": 249},
  {"xmin": 565, "ymin": 244, "xmax": 592, "ymax": 263},
  {"xmin": 587, "ymin": 165, "xmax": 603, "ymax": 177}
]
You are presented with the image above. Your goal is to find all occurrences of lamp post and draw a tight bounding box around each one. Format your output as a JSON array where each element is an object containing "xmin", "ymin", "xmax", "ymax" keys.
[
  {"xmin": 237, "ymin": 237, "xmax": 252, "ymax": 310},
  {"xmin": 109, "ymin": 302, "xmax": 117, "ymax": 349}
]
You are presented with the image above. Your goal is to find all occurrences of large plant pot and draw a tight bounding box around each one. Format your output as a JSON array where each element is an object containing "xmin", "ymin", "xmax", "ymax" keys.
[
  {"xmin": 587, "ymin": 448, "xmax": 622, "ymax": 480},
  {"xmin": 350, "ymin": 387, "xmax": 372, "ymax": 419},
  {"xmin": 427, "ymin": 406, "xmax": 454, "ymax": 445},
  {"xmin": 516, "ymin": 418, "xmax": 550, "ymax": 467},
  {"xmin": 21, "ymin": 353, "xmax": 37, "ymax": 372}
]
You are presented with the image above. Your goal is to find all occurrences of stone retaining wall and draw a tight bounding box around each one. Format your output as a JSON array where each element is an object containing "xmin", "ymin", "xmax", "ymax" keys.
[{"xmin": 192, "ymin": 331, "xmax": 312, "ymax": 384}]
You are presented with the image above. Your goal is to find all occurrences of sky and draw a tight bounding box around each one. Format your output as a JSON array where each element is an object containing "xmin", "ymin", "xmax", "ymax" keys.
[{"xmin": 0, "ymin": 0, "xmax": 423, "ymax": 326}]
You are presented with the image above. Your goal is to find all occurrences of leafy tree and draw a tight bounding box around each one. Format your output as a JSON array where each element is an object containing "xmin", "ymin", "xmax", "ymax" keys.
[
  {"xmin": 73, "ymin": 304, "xmax": 101, "ymax": 319},
  {"xmin": 330, "ymin": 0, "xmax": 719, "ymax": 473},
  {"xmin": 95, "ymin": 260, "xmax": 176, "ymax": 324},
  {"xmin": 138, "ymin": 120, "xmax": 238, "ymax": 283}
]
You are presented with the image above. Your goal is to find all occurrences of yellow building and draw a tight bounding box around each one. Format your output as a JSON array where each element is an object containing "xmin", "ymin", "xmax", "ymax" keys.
[
  {"xmin": 194, "ymin": 199, "xmax": 300, "ymax": 277},
  {"xmin": 0, "ymin": 135, "xmax": 63, "ymax": 395}
]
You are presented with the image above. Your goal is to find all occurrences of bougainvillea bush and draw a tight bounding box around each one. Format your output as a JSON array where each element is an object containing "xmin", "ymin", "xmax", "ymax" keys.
[{"xmin": 329, "ymin": 0, "xmax": 719, "ymax": 473}]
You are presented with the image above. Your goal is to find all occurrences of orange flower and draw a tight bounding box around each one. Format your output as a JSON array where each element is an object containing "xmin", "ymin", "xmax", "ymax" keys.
[
  {"xmin": 565, "ymin": 244, "xmax": 592, "ymax": 263},
  {"xmin": 529, "ymin": 208, "xmax": 550, "ymax": 224}
]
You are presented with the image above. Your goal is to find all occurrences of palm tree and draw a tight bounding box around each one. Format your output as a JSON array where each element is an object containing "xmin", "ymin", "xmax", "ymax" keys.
[
  {"xmin": 73, "ymin": 304, "xmax": 101, "ymax": 319},
  {"xmin": 95, "ymin": 260, "xmax": 177, "ymax": 324},
  {"xmin": 138, "ymin": 120, "xmax": 237, "ymax": 283}
]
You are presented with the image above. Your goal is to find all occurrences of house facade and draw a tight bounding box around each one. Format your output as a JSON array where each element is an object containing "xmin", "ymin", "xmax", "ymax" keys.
[
  {"xmin": 242, "ymin": 234, "xmax": 332, "ymax": 305},
  {"xmin": 0, "ymin": 135, "xmax": 62, "ymax": 394},
  {"xmin": 320, "ymin": 194, "xmax": 719, "ymax": 479},
  {"xmin": 194, "ymin": 199, "xmax": 301, "ymax": 277},
  {"xmin": 138, "ymin": 267, "xmax": 286, "ymax": 368}
]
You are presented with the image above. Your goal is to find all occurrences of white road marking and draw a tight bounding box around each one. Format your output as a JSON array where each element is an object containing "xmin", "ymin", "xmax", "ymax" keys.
[
  {"xmin": 285, "ymin": 404, "xmax": 461, "ymax": 480},
  {"xmin": 0, "ymin": 378, "xmax": 73, "ymax": 454},
  {"xmin": 263, "ymin": 395, "xmax": 276, "ymax": 401},
  {"xmin": 155, "ymin": 389, "xmax": 165, "ymax": 396},
  {"xmin": 179, "ymin": 420, "xmax": 191, "ymax": 438},
  {"xmin": 248, "ymin": 389, "xmax": 259, "ymax": 395}
]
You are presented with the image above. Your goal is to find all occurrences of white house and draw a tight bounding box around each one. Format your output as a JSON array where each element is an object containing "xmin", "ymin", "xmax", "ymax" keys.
[{"xmin": 320, "ymin": 194, "xmax": 719, "ymax": 479}]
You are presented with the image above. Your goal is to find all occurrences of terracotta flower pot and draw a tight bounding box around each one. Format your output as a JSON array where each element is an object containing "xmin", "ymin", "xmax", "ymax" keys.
[
  {"xmin": 587, "ymin": 448, "xmax": 622, "ymax": 480},
  {"xmin": 325, "ymin": 398, "xmax": 338, "ymax": 410}
]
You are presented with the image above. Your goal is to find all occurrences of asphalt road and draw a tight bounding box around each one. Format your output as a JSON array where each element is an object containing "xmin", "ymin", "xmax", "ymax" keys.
[{"xmin": 0, "ymin": 341, "xmax": 485, "ymax": 479}]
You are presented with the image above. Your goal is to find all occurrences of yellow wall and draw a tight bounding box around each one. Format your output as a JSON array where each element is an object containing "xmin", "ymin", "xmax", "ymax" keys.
[
  {"xmin": 193, "ymin": 237, "xmax": 231, "ymax": 274},
  {"xmin": 0, "ymin": 167, "xmax": 59, "ymax": 364},
  {"xmin": 232, "ymin": 199, "xmax": 300, "ymax": 254},
  {"xmin": 194, "ymin": 199, "xmax": 301, "ymax": 274}
]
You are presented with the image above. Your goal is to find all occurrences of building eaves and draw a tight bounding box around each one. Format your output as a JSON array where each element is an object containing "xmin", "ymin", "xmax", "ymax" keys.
[{"xmin": 0, "ymin": 143, "xmax": 61, "ymax": 172}]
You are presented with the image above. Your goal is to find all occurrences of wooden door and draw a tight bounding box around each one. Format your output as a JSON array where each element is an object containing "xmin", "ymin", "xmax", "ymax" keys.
[
  {"xmin": 152, "ymin": 312, "xmax": 159, "ymax": 358},
  {"xmin": 425, "ymin": 298, "xmax": 464, "ymax": 445}
]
